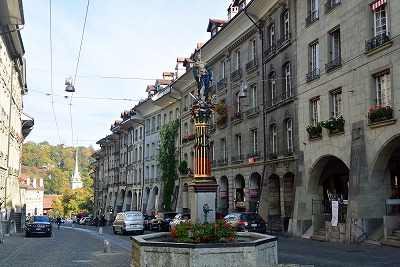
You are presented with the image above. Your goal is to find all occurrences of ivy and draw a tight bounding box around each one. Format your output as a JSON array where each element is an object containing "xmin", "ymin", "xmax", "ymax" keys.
[{"xmin": 158, "ymin": 119, "xmax": 180, "ymax": 211}]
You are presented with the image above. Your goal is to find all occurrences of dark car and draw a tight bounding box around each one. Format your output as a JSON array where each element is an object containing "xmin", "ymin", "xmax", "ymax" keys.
[
  {"xmin": 150, "ymin": 212, "xmax": 178, "ymax": 232},
  {"xmin": 223, "ymin": 212, "xmax": 267, "ymax": 234},
  {"xmin": 143, "ymin": 215, "xmax": 155, "ymax": 230},
  {"xmin": 25, "ymin": 215, "xmax": 52, "ymax": 237}
]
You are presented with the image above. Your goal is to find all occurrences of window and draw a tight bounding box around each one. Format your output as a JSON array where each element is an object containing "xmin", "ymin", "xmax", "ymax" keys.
[
  {"xmin": 250, "ymin": 129, "xmax": 258, "ymax": 154},
  {"xmin": 235, "ymin": 134, "xmax": 242, "ymax": 156},
  {"xmin": 310, "ymin": 97, "xmax": 321, "ymax": 125},
  {"xmin": 222, "ymin": 61, "xmax": 226, "ymax": 79},
  {"xmin": 236, "ymin": 50, "xmax": 241, "ymax": 70},
  {"xmin": 374, "ymin": 71, "xmax": 391, "ymax": 107},
  {"xmin": 184, "ymin": 122, "xmax": 188, "ymax": 136},
  {"xmin": 269, "ymin": 24, "xmax": 275, "ymax": 47},
  {"xmin": 326, "ymin": 26, "xmax": 341, "ymax": 72},
  {"xmin": 284, "ymin": 64, "xmax": 291, "ymax": 98},
  {"xmin": 373, "ymin": 2, "xmax": 387, "ymax": 37},
  {"xmin": 251, "ymin": 39, "xmax": 257, "ymax": 61},
  {"xmin": 249, "ymin": 84, "xmax": 257, "ymax": 108},
  {"xmin": 330, "ymin": 88, "xmax": 342, "ymax": 117},
  {"xmin": 221, "ymin": 139, "xmax": 227, "ymax": 161},
  {"xmin": 175, "ymin": 108, "xmax": 180, "ymax": 119},
  {"xmin": 269, "ymin": 72, "xmax": 276, "ymax": 105},
  {"xmin": 366, "ymin": 1, "xmax": 390, "ymax": 52},
  {"xmin": 169, "ymin": 111, "xmax": 173, "ymax": 122},
  {"xmin": 283, "ymin": 11, "xmax": 289, "ymax": 36},
  {"xmin": 151, "ymin": 116, "xmax": 156, "ymax": 132},
  {"xmin": 286, "ymin": 119, "xmax": 293, "ymax": 153},
  {"xmin": 157, "ymin": 114, "xmax": 161, "ymax": 128},
  {"xmin": 184, "ymin": 95, "xmax": 188, "ymax": 110},
  {"xmin": 306, "ymin": 0, "xmax": 319, "ymax": 25},
  {"xmin": 307, "ymin": 41, "xmax": 320, "ymax": 81},
  {"xmin": 271, "ymin": 125, "xmax": 277, "ymax": 154}
]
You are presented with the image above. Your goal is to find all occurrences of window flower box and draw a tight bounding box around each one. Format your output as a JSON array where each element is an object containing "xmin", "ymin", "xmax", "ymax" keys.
[
  {"xmin": 367, "ymin": 106, "xmax": 393, "ymax": 124},
  {"xmin": 306, "ymin": 123, "xmax": 322, "ymax": 139},
  {"xmin": 320, "ymin": 116, "xmax": 345, "ymax": 133}
]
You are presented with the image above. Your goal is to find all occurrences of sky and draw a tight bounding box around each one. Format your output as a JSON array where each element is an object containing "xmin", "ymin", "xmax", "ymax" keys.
[{"xmin": 21, "ymin": 0, "xmax": 232, "ymax": 149}]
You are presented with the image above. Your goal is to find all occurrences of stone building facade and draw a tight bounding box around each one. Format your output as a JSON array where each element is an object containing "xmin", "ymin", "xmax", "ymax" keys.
[{"xmin": 92, "ymin": 0, "xmax": 400, "ymax": 245}]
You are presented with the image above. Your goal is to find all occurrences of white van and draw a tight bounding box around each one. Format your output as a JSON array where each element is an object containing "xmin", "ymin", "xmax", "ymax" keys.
[{"xmin": 112, "ymin": 211, "xmax": 144, "ymax": 235}]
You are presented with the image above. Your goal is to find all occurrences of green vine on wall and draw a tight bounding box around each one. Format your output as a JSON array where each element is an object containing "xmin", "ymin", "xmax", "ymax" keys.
[{"xmin": 158, "ymin": 119, "xmax": 180, "ymax": 211}]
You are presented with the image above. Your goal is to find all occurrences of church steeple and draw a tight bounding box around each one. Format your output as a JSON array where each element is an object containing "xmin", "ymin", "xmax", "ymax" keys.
[{"xmin": 70, "ymin": 148, "xmax": 83, "ymax": 189}]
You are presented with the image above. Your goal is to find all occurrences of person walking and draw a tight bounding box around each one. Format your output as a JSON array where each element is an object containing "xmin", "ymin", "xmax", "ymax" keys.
[{"xmin": 56, "ymin": 216, "xmax": 62, "ymax": 230}]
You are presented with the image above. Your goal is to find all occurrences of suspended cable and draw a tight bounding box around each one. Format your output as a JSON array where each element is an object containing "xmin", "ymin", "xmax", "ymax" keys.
[
  {"xmin": 49, "ymin": 0, "xmax": 62, "ymax": 145},
  {"xmin": 68, "ymin": 0, "xmax": 91, "ymax": 148}
]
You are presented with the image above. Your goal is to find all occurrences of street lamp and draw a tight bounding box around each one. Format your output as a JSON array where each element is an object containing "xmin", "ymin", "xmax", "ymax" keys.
[{"xmin": 65, "ymin": 76, "xmax": 75, "ymax": 92}]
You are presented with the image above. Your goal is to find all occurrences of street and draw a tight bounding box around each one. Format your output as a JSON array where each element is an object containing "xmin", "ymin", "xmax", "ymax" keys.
[{"xmin": 0, "ymin": 221, "xmax": 399, "ymax": 267}]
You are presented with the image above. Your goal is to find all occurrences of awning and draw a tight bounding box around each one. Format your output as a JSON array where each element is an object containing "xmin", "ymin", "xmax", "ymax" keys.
[{"xmin": 372, "ymin": 0, "xmax": 387, "ymax": 10}]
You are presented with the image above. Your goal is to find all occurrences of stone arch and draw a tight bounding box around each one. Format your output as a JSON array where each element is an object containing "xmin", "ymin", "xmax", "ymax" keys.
[
  {"xmin": 117, "ymin": 189, "xmax": 125, "ymax": 213},
  {"xmin": 268, "ymin": 174, "xmax": 281, "ymax": 216},
  {"xmin": 283, "ymin": 172, "xmax": 295, "ymax": 218},
  {"xmin": 249, "ymin": 172, "xmax": 261, "ymax": 212},
  {"xmin": 234, "ymin": 174, "xmax": 246, "ymax": 211},
  {"xmin": 125, "ymin": 190, "xmax": 133, "ymax": 211}
]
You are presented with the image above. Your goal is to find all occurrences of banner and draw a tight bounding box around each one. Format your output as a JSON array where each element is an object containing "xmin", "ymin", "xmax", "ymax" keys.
[
  {"xmin": 220, "ymin": 191, "xmax": 227, "ymax": 199},
  {"xmin": 250, "ymin": 189, "xmax": 259, "ymax": 198},
  {"xmin": 331, "ymin": 200, "xmax": 339, "ymax": 227}
]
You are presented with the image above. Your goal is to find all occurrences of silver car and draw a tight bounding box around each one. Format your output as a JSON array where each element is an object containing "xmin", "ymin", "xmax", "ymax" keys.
[{"xmin": 113, "ymin": 211, "xmax": 144, "ymax": 235}]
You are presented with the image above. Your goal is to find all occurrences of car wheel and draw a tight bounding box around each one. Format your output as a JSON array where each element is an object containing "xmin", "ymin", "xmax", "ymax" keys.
[
  {"xmin": 25, "ymin": 232, "xmax": 30, "ymax": 237},
  {"xmin": 139, "ymin": 230, "xmax": 144, "ymax": 235},
  {"xmin": 150, "ymin": 224, "xmax": 154, "ymax": 231},
  {"xmin": 113, "ymin": 227, "xmax": 117, "ymax": 234},
  {"xmin": 47, "ymin": 232, "xmax": 52, "ymax": 237}
]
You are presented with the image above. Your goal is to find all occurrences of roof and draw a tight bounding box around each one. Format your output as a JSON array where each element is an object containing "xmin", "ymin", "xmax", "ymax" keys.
[{"xmin": 207, "ymin": 18, "xmax": 228, "ymax": 32}]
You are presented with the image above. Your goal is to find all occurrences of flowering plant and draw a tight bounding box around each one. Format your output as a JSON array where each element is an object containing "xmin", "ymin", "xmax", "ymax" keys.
[
  {"xmin": 306, "ymin": 123, "xmax": 322, "ymax": 135},
  {"xmin": 320, "ymin": 116, "xmax": 345, "ymax": 130},
  {"xmin": 367, "ymin": 106, "xmax": 393, "ymax": 123},
  {"xmin": 170, "ymin": 219, "xmax": 236, "ymax": 244}
]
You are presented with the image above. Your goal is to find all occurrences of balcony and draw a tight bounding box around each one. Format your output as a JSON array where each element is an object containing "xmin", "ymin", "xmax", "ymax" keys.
[
  {"xmin": 325, "ymin": 0, "xmax": 341, "ymax": 13},
  {"xmin": 217, "ymin": 157, "xmax": 228, "ymax": 166},
  {"xmin": 230, "ymin": 68, "xmax": 242, "ymax": 81},
  {"xmin": 245, "ymin": 106, "xmax": 261, "ymax": 117},
  {"xmin": 263, "ymin": 45, "xmax": 276, "ymax": 59},
  {"xmin": 182, "ymin": 134, "xmax": 195, "ymax": 144},
  {"xmin": 217, "ymin": 77, "xmax": 227, "ymax": 88},
  {"xmin": 247, "ymin": 151, "xmax": 261, "ymax": 159},
  {"xmin": 306, "ymin": 68, "xmax": 320, "ymax": 82},
  {"xmin": 365, "ymin": 33, "xmax": 390, "ymax": 53},
  {"xmin": 305, "ymin": 10, "xmax": 319, "ymax": 26},
  {"xmin": 277, "ymin": 33, "xmax": 291, "ymax": 48},
  {"xmin": 325, "ymin": 57, "xmax": 342, "ymax": 72},
  {"xmin": 266, "ymin": 97, "xmax": 277, "ymax": 108},
  {"xmin": 245, "ymin": 58, "xmax": 258, "ymax": 72},
  {"xmin": 231, "ymin": 112, "xmax": 242, "ymax": 123}
]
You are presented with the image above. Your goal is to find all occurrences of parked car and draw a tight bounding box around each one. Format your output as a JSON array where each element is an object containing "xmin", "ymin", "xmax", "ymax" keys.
[
  {"xmin": 113, "ymin": 211, "xmax": 144, "ymax": 235},
  {"xmin": 150, "ymin": 212, "xmax": 178, "ymax": 232},
  {"xmin": 223, "ymin": 212, "xmax": 267, "ymax": 234},
  {"xmin": 143, "ymin": 215, "xmax": 155, "ymax": 230},
  {"xmin": 169, "ymin": 213, "xmax": 191, "ymax": 229},
  {"xmin": 25, "ymin": 215, "xmax": 52, "ymax": 237}
]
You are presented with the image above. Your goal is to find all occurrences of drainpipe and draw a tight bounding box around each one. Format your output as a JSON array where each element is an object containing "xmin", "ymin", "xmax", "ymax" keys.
[
  {"xmin": 244, "ymin": 7, "xmax": 266, "ymax": 213},
  {"xmin": 5, "ymin": 59, "xmax": 15, "ymax": 220}
]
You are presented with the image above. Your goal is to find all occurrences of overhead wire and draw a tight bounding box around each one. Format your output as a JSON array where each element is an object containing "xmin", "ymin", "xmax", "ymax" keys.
[
  {"xmin": 49, "ymin": 0, "xmax": 62, "ymax": 145},
  {"xmin": 68, "ymin": 0, "xmax": 91, "ymax": 148}
]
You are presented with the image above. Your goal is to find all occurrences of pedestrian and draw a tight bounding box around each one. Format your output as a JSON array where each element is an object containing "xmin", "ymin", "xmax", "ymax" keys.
[
  {"xmin": 56, "ymin": 216, "xmax": 62, "ymax": 230},
  {"xmin": 101, "ymin": 214, "xmax": 106, "ymax": 227}
]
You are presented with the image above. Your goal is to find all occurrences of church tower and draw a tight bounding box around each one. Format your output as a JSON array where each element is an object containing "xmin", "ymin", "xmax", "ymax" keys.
[{"xmin": 70, "ymin": 148, "xmax": 83, "ymax": 189}]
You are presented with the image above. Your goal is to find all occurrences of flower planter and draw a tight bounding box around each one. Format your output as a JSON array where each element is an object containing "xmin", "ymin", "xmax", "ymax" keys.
[{"xmin": 131, "ymin": 232, "xmax": 278, "ymax": 267}]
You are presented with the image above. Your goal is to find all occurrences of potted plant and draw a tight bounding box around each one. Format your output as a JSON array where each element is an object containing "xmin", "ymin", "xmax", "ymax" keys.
[
  {"xmin": 215, "ymin": 102, "xmax": 228, "ymax": 126},
  {"xmin": 320, "ymin": 116, "xmax": 345, "ymax": 133},
  {"xmin": 306, "ymin": 123, "xmax": 322, "ymax": 138},
  {"xmin": 367, "ymin": 105, "xmax": 393, "ymax": 123}
]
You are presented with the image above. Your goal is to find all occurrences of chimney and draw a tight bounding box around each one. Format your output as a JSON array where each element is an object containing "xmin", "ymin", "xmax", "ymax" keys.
[
  {"xmin": 32, "ymin": 178, "xmax": 36, "ymax": 188},
  {"xmin": 40, "ymin": 178, "xmax": 43, "ymax": 188},
  {"xmin": 27, "ymin": 177, "xmax": 31, "ymax": 186}
]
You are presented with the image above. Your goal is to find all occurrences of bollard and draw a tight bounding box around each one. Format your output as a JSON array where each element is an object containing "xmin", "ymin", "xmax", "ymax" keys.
[
  {"xmin": 72, "ymin": 222, "xmax": 74, "ymax": 229},
  {"xmin": 99, "ymin": 226, "xmax": 103, "ymax": 235},
  {"xmin": 103, "ymin": 239, "xmax": 111, "ymax": 253}
]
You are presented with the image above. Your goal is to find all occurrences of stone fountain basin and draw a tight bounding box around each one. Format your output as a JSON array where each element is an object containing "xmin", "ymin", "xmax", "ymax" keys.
[{"xmin": 131, "ymin": 232, "xmax": 278, "ymax": 267}]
